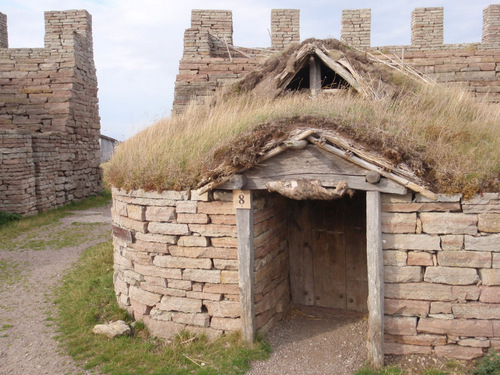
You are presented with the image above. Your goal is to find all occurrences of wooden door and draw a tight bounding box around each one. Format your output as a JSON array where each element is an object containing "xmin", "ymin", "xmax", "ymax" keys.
[{"xmin": 287, "ymin": 193, "xmax": 367, "ymax": 312}]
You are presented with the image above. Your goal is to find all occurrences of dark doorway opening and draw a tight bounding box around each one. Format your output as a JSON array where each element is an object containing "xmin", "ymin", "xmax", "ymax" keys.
[
  {"xmin": 285, "ymin": 58, "xmax": 350, "ymax": 92},
  {"xmin": 286, "ymin": 191, "xmax": 368, "ymax": 312}
]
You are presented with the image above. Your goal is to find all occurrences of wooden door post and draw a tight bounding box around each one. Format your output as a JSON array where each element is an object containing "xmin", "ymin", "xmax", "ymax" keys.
[
  {"xmin": 366, "ymin": 191, "xmax": 384, "ymax": 367},
  {"xmin": 234, "ymin": 190, "xmax": 255, "ymax": 342}
]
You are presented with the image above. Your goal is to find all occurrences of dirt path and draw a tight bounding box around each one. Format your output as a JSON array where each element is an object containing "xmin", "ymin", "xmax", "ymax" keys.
[
  {"xmin": 0, "ymin": 205, "xmax": 112, "ymax": 375},
  {"xmin": 247, "ymin": 306, "xmax": 368, "ymax": 375}
]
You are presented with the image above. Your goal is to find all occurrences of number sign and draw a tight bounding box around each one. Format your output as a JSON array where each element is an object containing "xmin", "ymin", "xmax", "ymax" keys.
[{"xmin": 233, "ymin": 190, "xmax": 251, "ymax": 209}]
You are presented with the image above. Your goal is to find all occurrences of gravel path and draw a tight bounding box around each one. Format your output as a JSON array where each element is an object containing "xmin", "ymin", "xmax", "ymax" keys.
[
  {"xmin": 0, "ymin": 205, "xmax": 112, "ymax": 375},
  {"xmin": 248, "ymin": 305, "xmax": 368, "ymax": 375}
]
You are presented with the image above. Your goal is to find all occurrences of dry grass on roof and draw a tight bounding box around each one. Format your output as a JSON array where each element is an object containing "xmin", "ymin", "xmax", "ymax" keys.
[{"xmin": 104, "ymin": 81, "xmax": 500, "ymax": 197}]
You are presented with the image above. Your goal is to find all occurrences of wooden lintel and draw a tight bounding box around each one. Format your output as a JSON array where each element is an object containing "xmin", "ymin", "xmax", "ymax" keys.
[
  {"xmin": 366, "ymin": 191, "xmax": 384, "ymax": 367},
  {"xmin": 366, "ymin": 171, "xmax": 381, "ymax": 184},
  {"xmin": 235, "ymin": 191, "xmax": 255, "ymax": 343},
  {"xmin": 216, "ymin": 174, "xmax": 247, "ymax": 190},
  {"xmin": 240, "ymin": 174, "xmax": 407, "ymax": 195}
]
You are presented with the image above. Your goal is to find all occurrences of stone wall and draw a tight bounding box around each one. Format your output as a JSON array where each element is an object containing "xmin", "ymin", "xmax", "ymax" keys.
[
  {"xmin": 382, "ymin": 193, "xmax": 500, "ymax": 360},
  {"xmin": 174, "ymin": 5, "xmax": 500, "ymax": 114},
  {"xmin": 112, "ymin": 188, "xmax": 242, "ymax": 339},
  {"xmin": 0, "ymin": 10, "xmax": 101, "ymax": 215}
]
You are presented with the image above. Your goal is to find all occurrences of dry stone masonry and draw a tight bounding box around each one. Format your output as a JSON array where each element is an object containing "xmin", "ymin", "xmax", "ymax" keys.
[
  {"xmin": 174, "ymin": 5, "xmax": 500, "ymax": 114},
  {"xmin": 0, "ymin": 10, "xmax": 101, "ymax": 215},
  {"xmin": 112, "ymin": 188, "xmax": 500, "ymax": 359}
]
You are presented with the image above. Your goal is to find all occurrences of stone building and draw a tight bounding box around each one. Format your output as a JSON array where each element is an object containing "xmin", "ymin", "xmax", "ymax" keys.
[
  {"xmin": 110, "ymin": 6, "xmax": 500, "ymax": 365},
  {"xmin": 0, "ymin": 10, "xmax": 101, "ymax": 215}
]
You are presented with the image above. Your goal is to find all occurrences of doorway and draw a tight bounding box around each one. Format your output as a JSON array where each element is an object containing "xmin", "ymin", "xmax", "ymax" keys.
[{"xmin": 287, "ymin": 191, "xmax": 368, "ymax": 312}]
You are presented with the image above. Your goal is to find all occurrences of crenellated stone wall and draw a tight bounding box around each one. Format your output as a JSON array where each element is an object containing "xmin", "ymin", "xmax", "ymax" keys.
[
  {"xmin": 0, "ymin": 10, "xmax": 101, "ymax": 215},
  {"xmin": 382, "ymin": 193, "xmax": 500, "ymax": 360},
  {"xmin": 174, "ymin": 5, "xmax": 500, "ymax": 114}
]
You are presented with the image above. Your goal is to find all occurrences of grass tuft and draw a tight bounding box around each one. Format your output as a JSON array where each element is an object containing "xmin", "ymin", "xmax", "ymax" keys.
[
  {"xmin": 105, "ymin": 84, "xmax": 500, "ymax": 196},
  {"xmin": 54, "ymin": 241, "xmax": 270, "ymax": 374}
]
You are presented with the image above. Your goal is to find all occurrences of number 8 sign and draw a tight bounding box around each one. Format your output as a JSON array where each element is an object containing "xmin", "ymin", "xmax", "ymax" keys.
[{"xmin": 233, "ymin": 190, "xmax": 251, "ymax": 209}]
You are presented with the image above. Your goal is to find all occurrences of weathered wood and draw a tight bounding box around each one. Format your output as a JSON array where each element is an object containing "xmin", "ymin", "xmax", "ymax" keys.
[
  {"xmin": 309, "ymin": 56, "xmax": 321, "ymax": 96},
  {"xmin": 236, "ymin": 191, "xmax": 255, "ymax": 343},
  {"xmin": 366, "ymin": 171, "xmax": 381, "ymax": 184},
  {"xmin": 266, "ymin": 179, "xmax": 348, "ymax": 200},
  {"xmin": 366, "ymin": 191, "xmax": 384, "ymax": 367},
  {"xmin": 239, "ymin": 174, "xmax": 406, "ymax": 194},
  {"xmin": 308, "ymin": 135, "xmax": 437, "ymax": 200},
  {"xmin": 287, "ymin": 200, "xmax": 315, "ymax": 305},
  {"xmin": 217, "ymin": 174, "xmax": 247, "ymax": 190}
]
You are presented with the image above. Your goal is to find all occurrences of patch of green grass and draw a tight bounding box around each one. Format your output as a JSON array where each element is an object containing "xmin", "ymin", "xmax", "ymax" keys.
[
  {"xmin": 0, "ymin": 211, "xmax": 21, "ymax": 227},
  {"xmin": 54, "ymin": 241, "xmax": 270, "ymax": 374},
  {"xmin": 471, "ymin": 350, "xmax": 500, "ymax": 375},
  {"xmin": 355, "ymin": 366, "xmax": 407, "ymax": 375},
  {"xmin": 0, "ymin": 190, "xmax": 111, "ymax": 250},
  {"xmin": 0, "ymin": 259, "xmax": 27, "ymax": 286}
]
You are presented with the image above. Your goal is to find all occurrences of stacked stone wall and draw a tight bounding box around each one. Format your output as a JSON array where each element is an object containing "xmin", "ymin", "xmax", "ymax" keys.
[
  {"xmin": 253, "ymin": 193, "xmax": 289, "ymax": 333},
  {"xmin": 174, "ymin": 5, "xmax": 500, "ymax": 114},
  {"xmin": 382, "ymin": 192, "xmax": 500, "ymax": 360},
  {"xmin": 112, "ymin": 188, "xmax": 242, "ymax": 339},
  {"xmin": 0, "ymin": 10, "xmax": 101, "ymax": 215}
]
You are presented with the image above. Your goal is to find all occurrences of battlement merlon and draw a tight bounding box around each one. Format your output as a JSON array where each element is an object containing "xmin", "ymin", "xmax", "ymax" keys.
[
  {"xmin": 0, "ymin": 12, "xmax": 7, "ymax": 48},
  {"xmin": 483, "ymin": 4, "xmax": 500, "ymax": 44},
  {"xmin": 44, "ymin": 10, "xmax": 93, "ymax": 50},
  {"xmin": 271, "ymin": 9, "xmax": 300, "ymax": 50}
]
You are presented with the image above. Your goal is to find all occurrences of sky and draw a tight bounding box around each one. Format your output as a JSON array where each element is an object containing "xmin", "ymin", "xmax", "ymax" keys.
[{"xmin": 0, "ymin": 0, "xmax": 496, "ymax": 140}]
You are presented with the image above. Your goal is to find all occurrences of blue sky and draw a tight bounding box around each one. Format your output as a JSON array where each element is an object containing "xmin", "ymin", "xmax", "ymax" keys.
[{"xmin": 0, "ymin": 0, "xmax": 495, "ymax": 140}]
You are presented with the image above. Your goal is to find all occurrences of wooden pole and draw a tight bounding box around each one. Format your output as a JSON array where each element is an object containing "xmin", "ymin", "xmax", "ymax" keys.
[
  {"xmin": 309, "ymin": 56, "xmax": 321, "ymax": 96},
  {"xmin": 235, "ymin": 190, "xmax": 255, "ymax": 342},
  {"xmin": 366, "ymin": 191, "xmax": 384, "ymax": 367}
]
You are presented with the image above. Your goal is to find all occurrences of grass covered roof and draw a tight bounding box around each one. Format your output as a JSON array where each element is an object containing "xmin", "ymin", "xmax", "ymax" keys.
[{"xmin": 104, "ymin": 40, "xmax": 500, "ymax": 197}]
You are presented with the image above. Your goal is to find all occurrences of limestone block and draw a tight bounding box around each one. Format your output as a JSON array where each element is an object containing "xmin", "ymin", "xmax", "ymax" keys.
[
  {"xmin": 478, "ymin": 214, "xmax": 500, "ymax": 233},
  {"xmin": 144, "ymin": 276, "xmax": 167, "ymax": 288},
  {"xmin": 494, "ymin": 254, "xmax": 500, "ymax": 268},
  {"xmin": 385, "ymin": 266, "xmax": 422, "ymax": 283},
  {"xmin": 221, "ymin": 270, "xmax": 239, "ymax": 284},
  {"xmin": 177, "ymin": 213, "xmax": 209, "ymax": 224},
  {"xmin": 211, "ymin": 237, "xmax": 238, "ymax": 248},
  {"xmin": 407, "ymin": 251, "xmax": 433, "ymax": 266},
  {"xmin": 177, "ymin": 236, "xmax": 209, "ymax": 247},
  {"xmin": 148, "ymin": 222, "xmax": 190, "ymax": 236},
  {"xmin": 384, "ymin": 316, "xmax": 417, "ymax": 335},
  {"xmin": 385, "ymin": 283, "xmax": 479, "ymax": 302},
  {"xmin": 381, "ymin": 193, "xmax": 413, "ymax": 203},
  {"xmin": 168, "ymin": 279, "xmax": 192, "ymax": 290},
  {"xmin": 143, "ymin": 316, "xmax": 185, "ymax": 340},
  {"xmin": 382, "ymin": 212, "xmax": 417, "ymax": 233},
  {"xmin": 210, "ymin": 214, "xmax": 237, "ymax": 225},
  {"xmin": 114, "ymin": 251, "xmax": 133, "ymax": 269},
  {"xmin": 176, "ymin": 200, "xmax": 197, "ymax": 213},
  {"xmin": 480, "ymin": 286, "xmax": 500, "ymax": 303},
  {"xmin": 127, "ymin": 204, "xmax": 145, "ymax": 221},
  {"xmin": 204, "ymin": 300, "xmax": 241, "ymax": 318},
  {"xmin": 210, "ymin": 317, "xmax": 240, "ymax": 331},
  {"xmin": 114, "ymin": 275, "xmax": 129, "ymax": 295},
  {"xmin": 159, "ymin": 296, "xmax": 202, "ymax": 313},
  {"xmin": 437, "ymin": 251, "xmax": 491, "ymax": 268},
  {"xmin": 424, "ymin": 266, "xmax": 479, "ymax": 285},
  {"xmin": 183, "ymin": 269, "xmax": 221, "ymax": 283},
  {"xmin": 383, "ymin": 234, "xmax": 441, "ymax": 250},
  {"xmin": 385, "ymin": 333, "xmax": 446, "ymax": 346},
  {"xmin": 434, "ymin": 345, "xmax": 483, "ymax": 360},
  {"xmin": 145, "ymin": 206, "xmax": 176, "ymax": 222},
  {"xmin": 213, "ymin": 190, "xmax": 233, "ymax": 202},
  {"xmin": 417, "ymin": 318, "xmax": 493, "ymax": 337},
  {"xmin": 153, "ymin": 255, "xmax": 212, "ymax": 270},
  {"xmin": 458, "ymin": 338, "xmax": 490, "ymax": 348},
  {"xmin": 214, "ymin": 259, "xmax": 238, "ymax": 270},
  {"xmin": 384, "ymin": 298, "xmax": 429, "ymax": 317},
  {"xmin": 382, "ymin": 202, "xmax": 461, "ymax": 213},
  {"xmin": 452, "ymin": 303, "xmax": 500, "ymax": 319},
  {"xmin": 384, "ymin": 250, "xmax": 407, "ymax": 266},
  {"xmin": 479, "ymin": 269, "xmax": 500, "ymax": 286},
  {"xmin": 129, "ymin": 239, "xmax": 169, "ymax": 254},
  {"xmin": 171, "ymin": 312, "xmax": 210, "ymax": 327},
  {"xmin": 188, "ymin": 224, "xmax": 236, "ymax": 237},
  {"xmin": 465, "ymin": 234, "xmax": 500, "ymax": 251},
  {"xmin": 441, "ymin": 235, "xmax": 464, "ymax": 250},
  {"xmin": 122, "ymin": 269, "xmax": 144, "ymax": 285},
  {"xmin": 203, "ymin": 283, "xmax": 239, "ymax": 295},
  {"xmin": 186, "ymin": 291, "xmax": 222, "ymax": 301},
  {"xmin": 135, "ymin": 232, "xmax": 178, "ymax": 244},
  {"xmin": 197, "ymin": 201, "xmax": 234, "ymax": 215},
  {"xmin": 190, "ymin": 189, "xmax": 209, "ymax": 201},
  {"xmin": 384, "ymin": 343, "xmax": 432, "ymax": 355},
  {"xmin": 116, "ymin": 216, "xmax": 148, "ymax": 233},
  {"xmin": 430, "ymin": 302, "xmax": 452, "ymax": 314},
  {"xmin": 420, "ymin": 213, "xmax": 477, "ymax": 235},
  {"xmin": 113, "ymin": 200, "xmax": 127, "ymax": 216},
  {"xmin": 134, "ymin": 264, "xmax": 182, "ymax": 280},
  {"xmin": 150, "ymin": 308, "xmax": 173, "ymax": 321},
  {"xmin": 129, "ymin": 285, "xmax": 161, "ymax": 306},
  {"xmin": 122, "ymin": 249, "xmax": 153, "ymax": 266},
  {"xmin": 93, "ymin": 320, "xmax": 131, "ymax": 338},
  {"xmin": 415, "ymin": 194, "xmax": 462, "ymax": 203}
]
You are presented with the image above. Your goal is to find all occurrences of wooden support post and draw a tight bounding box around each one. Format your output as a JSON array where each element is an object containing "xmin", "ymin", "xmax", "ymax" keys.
[
  {"xmin": 235, "ymin": 190, "xmax": 255, "ymax": 342},
  {"xmin": 309, "ymin": 56, "xmax": 321, "ymax": 96},
  {"xmin": 366, "ymin": 191, "xmax": 384, "ymax": 367}
]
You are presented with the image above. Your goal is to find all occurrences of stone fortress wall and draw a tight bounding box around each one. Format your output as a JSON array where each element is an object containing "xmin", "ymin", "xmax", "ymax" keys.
[
  {"xmin": 0, "ymin": 10, "xmax": 101, "ymax": 215},
  {"xmin": 173, "ymin": 5, "xmax": 500, "ymax": 114}
]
